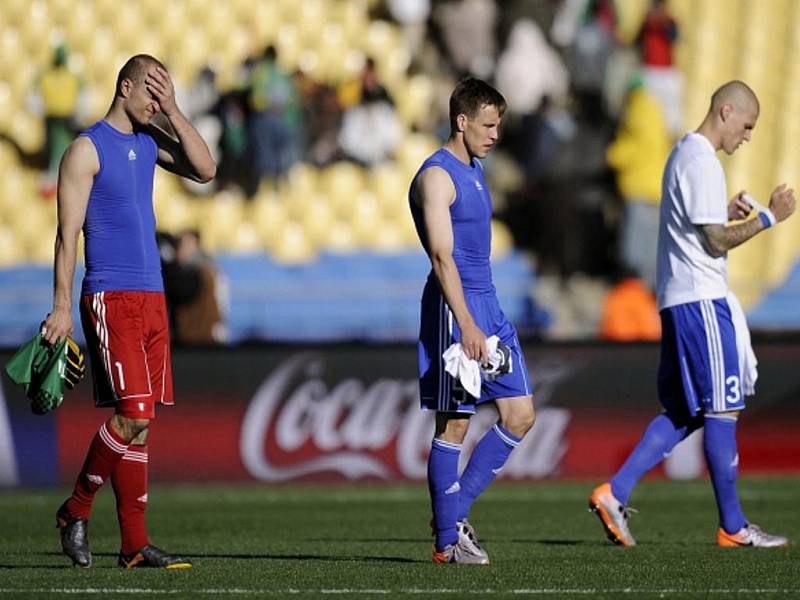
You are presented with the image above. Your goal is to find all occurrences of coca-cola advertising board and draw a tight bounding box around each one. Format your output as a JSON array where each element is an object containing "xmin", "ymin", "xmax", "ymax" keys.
[{"xmin": 2, "ymin": 342, "xmax": 799, "ymax": 486}]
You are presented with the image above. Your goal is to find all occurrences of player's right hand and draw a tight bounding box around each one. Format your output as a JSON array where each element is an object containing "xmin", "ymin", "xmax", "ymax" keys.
[
  {"xmin": 460, "ymin": 322, "xmax": 489, "ymax": 366},
  {"xmin": 769, "ymin": 183, "xmax": 796, "ymax": 223},
  {"xmin": 42, "ymin": 307, "xmax": 73, "ymax": 346}
]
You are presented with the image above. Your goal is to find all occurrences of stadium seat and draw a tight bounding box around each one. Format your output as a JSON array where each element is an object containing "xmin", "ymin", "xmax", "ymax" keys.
[
  {"xmin": 250, "ymin": 192, "xmax": 289, "ymax": 244},
  {"xmin": 322, "ymin": 162, "xmax": 365, "ymax": 219},
  {"xmin": 271, "ymin": 221, "xmax": 317, "ymax": 264},
  {"xmin": 301, "ymin": 195, "xmax": 335, "ymax": 246},
  {"xmin": 491, "ymin": 220, "xmax": 514, "ymax": 260},
  {"xmin": 324, "ymin": 220, "xmax": 358, "ymax": 253}
]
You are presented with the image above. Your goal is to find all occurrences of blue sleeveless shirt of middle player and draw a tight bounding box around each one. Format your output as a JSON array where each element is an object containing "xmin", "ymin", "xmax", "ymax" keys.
[
  {"xmin": 409, "ymin": 148, "xmax": 494, "ymax": 295},
  {"xmin": 80, "ymin": 120, "xmax": 163, "ymax": 294}
]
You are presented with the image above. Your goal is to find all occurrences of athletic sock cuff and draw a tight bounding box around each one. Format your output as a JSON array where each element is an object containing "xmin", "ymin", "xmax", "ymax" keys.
[
  {"xmin": 493, "ymin": 422, "xmax": 522, "ymax": 448},
  {"xmin": 431, "ymin": 438, "xmax": 462, "ymax": 454},
  {"xmin": 99, "ymin": 423, "xmax": 129, "ymax": 454}
]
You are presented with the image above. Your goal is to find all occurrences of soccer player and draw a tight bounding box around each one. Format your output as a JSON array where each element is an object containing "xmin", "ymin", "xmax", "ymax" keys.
[
  {"xmin": 42, "ymin": 54, "xmax": 215, "ymax": 568},
  {"xmin": 590, "ymin": 80, "xmax": 795, "ymax": 548},
  {"xmin": 409, "ymin": 78, "xmax": 535, "ymax": 564}
]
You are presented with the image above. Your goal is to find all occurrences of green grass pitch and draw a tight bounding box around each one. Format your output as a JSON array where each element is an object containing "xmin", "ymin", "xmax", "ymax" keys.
[{"xmin": 1, "ymin": 477, "xmax": 798, "ymax": 599}]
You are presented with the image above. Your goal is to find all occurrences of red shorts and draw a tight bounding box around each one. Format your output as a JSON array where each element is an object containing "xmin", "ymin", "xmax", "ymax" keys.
[{"xmin": 80, "ymin": 291, "xmax": 174, "ymax": 419}]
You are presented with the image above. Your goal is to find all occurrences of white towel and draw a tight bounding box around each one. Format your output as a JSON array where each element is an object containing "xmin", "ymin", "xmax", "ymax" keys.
[
  {"xmin": 726, "ymin": 291, "xmax": 758, "ymax": 396},
  {"xmin": 442, "ymin": 335, "xmax": 511, "ymax": 399}
]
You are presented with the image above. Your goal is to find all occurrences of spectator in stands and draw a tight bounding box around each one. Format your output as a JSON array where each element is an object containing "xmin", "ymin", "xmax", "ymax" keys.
[
  {"xmin": 32, "ymin": 44, "xmax": 83, "ymax": 196},
  {"xmin": 179, "ymin": 66, "xmax": 222, "ymax": 195},
  {"xmin": 302, "ymin": 80, "xmax": 343, "ymax": 167},
  {"xmin": 386, "ymin": 0, "xmax": 431, "ymax": 59},
  {"xmin": 606, "ymin": 77, "xmax": 671, "ymax": 290},
  {"xmin": 216, "ymin": 88, "xmax": 251, "ymax": 194},
  {"xmin": 247, "ymin": 46, "xmax": 301, "ymax": 188},
  {"xmin": 564, "ymin": 0, "xmax": 616, "ymax": 121},
  {"xmin": 598, "ymin": 267, "xmax": 661, "ymax": 341},
  {"xmin": 637, "ymin": 0, "xmax": 683, "ymax": 137},
  {"xmin": 495, "ymin": 19, "xmax": 569, "ymax": 118},
  {"xmin": 338, "ymin": 59, "xmax": 401, "ymax": 166},
  {"xmin": 432, "ymin": 0, "xmax": 497, "ymax": 78},
  {"xmin": 173, "ymin": 230, "xmax": 225, "ymax": 345}
]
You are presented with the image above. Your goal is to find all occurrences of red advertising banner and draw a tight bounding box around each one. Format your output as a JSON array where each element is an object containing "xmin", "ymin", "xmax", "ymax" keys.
[{"xmin": 46, "ymin": 342, "xmax": 800, "ymax": 483}]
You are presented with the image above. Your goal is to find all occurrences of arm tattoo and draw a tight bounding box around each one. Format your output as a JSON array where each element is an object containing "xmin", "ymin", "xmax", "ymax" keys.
[{"xmin": 700, "ymin": 219, "xmax": 764, "ymax": 258}]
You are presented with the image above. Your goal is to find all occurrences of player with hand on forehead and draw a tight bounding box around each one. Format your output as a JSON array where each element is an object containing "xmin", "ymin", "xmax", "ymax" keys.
[
  {"xmin": 44, "ymin": 54, "xmax": 215, "ymax": 569},
  {"xmin": 590, "ymin": 80, "xmax": 795, "ymax": 548}
]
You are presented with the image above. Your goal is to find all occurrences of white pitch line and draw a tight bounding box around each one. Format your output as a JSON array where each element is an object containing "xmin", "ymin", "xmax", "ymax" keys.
[{"xmin": 1, "ymin": 589, "xmax": 799, "ymax": 596}]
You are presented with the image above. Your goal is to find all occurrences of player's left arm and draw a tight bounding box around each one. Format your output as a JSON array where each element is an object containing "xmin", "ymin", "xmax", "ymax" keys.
[
  {"xmin": 144, "ymin": 66, "xmax": 216, "ymax": 183},
  {"xmin": 700, "ymin": 184, "xmax": 796, "ymax": 257}
]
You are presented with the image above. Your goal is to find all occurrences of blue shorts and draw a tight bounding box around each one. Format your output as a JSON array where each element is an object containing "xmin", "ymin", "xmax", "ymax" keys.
[
  {"xmin": 658, "ymin": 298, "xmax": 745, "ymax": 417},
  {"xmin": 417, "ymin": 280, "xmax": 532, "ymax": 413}
]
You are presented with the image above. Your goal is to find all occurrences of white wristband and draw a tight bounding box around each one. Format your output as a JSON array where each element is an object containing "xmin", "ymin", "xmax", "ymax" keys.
[{"xmin": 744, "ymin": 194, "xmax": 776, "ymax": 228}]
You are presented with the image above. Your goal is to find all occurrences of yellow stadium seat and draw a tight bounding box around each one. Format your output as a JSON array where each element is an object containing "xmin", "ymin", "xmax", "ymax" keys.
[
  {"xmin": 155, "ymin": 193, "xmax": 196, "ymax": 233},
  {"xmin": 65, "ymin": 4, "xmax": 97, "ymax": 55},
  {"xmin": 490, "ymin": 219, "xmax": 514, "ymax": 260},
  {"xmin": 198, "ymin": 191, "xmax": 245, "ymax": 252},
  {"xmin": 322, "ymin": 162, "xmax": 365, "ymax": 218},
  {"xmin": 247, "ymin": 2, "xmax": 281, "ymax": 49},
  {"xmin": 351, "ymin": 190, "xmax": 382, "ymax": 245},
  {"xmin": 301, "ymin": 195, "xmax": 335, "ymax": 246},
  {"xmin": 396, "ymin": 132, "xmax": 438, "ymax": 181},
  {"xmin": 0, "ymin": 229, "xmax": 25, "ymax": 267},
  {"xmin": 286, "ymin": 165, "xmax": 321, "ymax": 199},
  {"xmin": 324, "ymin": 220, "xmax": 357, "ymax": 253},
  {"xmin": 364, "ymin": 20, "xmax": 396, "ymax": 60},
  {"xmin": 369, "ymin": 163, "xmax": 407, "ymax": 218},
  {"xmin": 276, "ymin": 24, "xmax": 302, "ymax": 71},
  {"xmin": 251, "ymin": 192, "xmax": 288, "ymax": 244},
  {"xmin": 0, "ymin": 82, "xmax": 14, "ymax": 131},
  {"xmin": 395, "ymin": 74, "xmax": 435, "ymax": 130},
  {"xmin": 2, "ymin": 0, "xmax": 30, "ymax": 27},
  {"xmin": 297, "ymin": 0, "xmax": 330, "ymax": 44},
  {"xmin": 229, "ymin": 221, "xmax": 263, "ymax": 253},
  {"xmin": 271, "ymin": 221, "xmax": 317, "ymax": 264},
  {"xmin": 367, "ymin": 220, "xmax": 406, "ymax": 253},
  {"xmin": 9, "ymin": 115, "xmax": 44, "ymax": 155}
]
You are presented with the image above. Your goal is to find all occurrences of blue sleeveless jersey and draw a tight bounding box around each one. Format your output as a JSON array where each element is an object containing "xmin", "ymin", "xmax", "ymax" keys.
[
  {"xmin": 80, "ymin": 121, "xmax": 163, "ymax": 294},
  {"xmin": 409, "ymin": 148, "xmax": 494, "ymax": 295}
]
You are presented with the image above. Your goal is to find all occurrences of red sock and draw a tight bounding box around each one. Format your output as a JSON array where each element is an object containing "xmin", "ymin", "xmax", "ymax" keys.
[
  {"xmin": 112, "ymin": 445, "xmax": 150, "ymax": 554},
  {"xmin": 65, "ymin": 421, "xmax": 129, "ymax": 519}
]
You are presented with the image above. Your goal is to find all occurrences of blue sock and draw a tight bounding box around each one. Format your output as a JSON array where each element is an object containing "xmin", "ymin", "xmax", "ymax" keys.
[
  {"xmin": 457, "ymin": 423, "xmax": 521, "ymax": 522},
  {"xmin": 610, "ymin": 413, "xmax": 697, "ymax": 505},
  {"xmin": 704, "ymin": 415, "xmax": 746, "ymax": 534},
  {"xmin": 428, "ymin": 438, "xmax": 461, "ymax": 551}
]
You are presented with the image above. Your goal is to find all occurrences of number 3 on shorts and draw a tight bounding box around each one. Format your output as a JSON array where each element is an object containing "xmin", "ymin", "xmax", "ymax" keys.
[{"xmin": 725, "ymin": 375, "xmax": 740, "ymax": 405}]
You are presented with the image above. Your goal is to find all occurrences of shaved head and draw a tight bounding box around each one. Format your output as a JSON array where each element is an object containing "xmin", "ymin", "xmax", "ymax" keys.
[
  {"xmin": 709, "ymin": 80, "xmax": 759, "ymax": 115},
  {"xmin": 698, "ymin": 80, "xmax": 760, "ymax": 154},
  {"xmin": 115, "ymin": 54, "xmax": 165, "ymax": 97}
]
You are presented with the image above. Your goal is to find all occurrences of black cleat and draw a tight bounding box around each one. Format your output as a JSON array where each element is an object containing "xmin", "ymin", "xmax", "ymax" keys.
[
  {"xmin": 118, "ymin": 544, "xmax": 192, "ymax": 569},
  {"xmin": 56, "ymin": 502, "xmax": 91, "ymax": 568}
]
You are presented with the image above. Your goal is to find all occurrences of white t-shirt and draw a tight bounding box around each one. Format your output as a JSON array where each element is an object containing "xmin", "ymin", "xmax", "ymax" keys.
[{"xmin": 656, "ymin": 132, "xmax": 729, "ymax": 310}]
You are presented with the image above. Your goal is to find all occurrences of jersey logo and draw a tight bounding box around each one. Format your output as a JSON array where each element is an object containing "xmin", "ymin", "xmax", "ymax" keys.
[
  {"xmin": 474, "ymin": 180, "xmax": 483, "ymax": 191},
  {"xmin": 128, "ymin": 149, "xmax": 137, "ymax": 161}
]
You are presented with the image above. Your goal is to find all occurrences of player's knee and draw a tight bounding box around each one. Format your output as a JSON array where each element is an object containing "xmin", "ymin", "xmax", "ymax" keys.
[
  {"xmin": 435, "ymin": 413, "xmax": 471, "ymax": 444},
  {"xmin": 501, "ymin": 401, "xmax": 535, "ymax": 438},
  {"xmin": 110, "ymin": 415, "xmax": 150, "ymax": 443}
]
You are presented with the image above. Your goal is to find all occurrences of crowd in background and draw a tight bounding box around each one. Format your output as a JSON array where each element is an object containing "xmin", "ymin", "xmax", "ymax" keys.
[{"xmin": 24, "ymin": 0, "xmax": 683, "ymax": 343}]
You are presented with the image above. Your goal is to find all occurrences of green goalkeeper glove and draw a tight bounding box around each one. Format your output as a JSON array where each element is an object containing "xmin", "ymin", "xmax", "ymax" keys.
[{"xmin": 63, "ymin": 336, "xmax": 86, "ymax": 390}]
